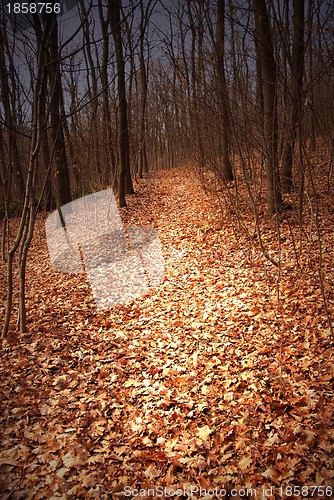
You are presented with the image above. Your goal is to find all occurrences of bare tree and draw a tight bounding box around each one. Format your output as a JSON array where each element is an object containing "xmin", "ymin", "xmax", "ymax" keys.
[
  {"xmin": 98, "ymin": 0, "xmax": 117, "ymax": 182},
  {"xmin": 138, "ymin": 0, "xmax": 156, "ymax": 178},
  {"xmin": 216, "ymin": 0, "xmax": 234, "ymax": 181},
  {"xmin": 281, "ymin": 0, "xmax": 305, "ymax": 193},
  {"xmin": 48, "ymin": 12, "xmax": 72, "ymax": 210},
  {"xmin": 253, "ymin": 0, "xmax": 283, "ymax": 214},
  {"xmin": 3, "ymin": 14, "xmax": 49, "ymax": 337},
  {"xmin": 0, "ymin": 19, "xmax": 25, "ymax": 202},
  {"xmin": 109, "ymin": 0, "xmax": 134, "ymax": 207}
]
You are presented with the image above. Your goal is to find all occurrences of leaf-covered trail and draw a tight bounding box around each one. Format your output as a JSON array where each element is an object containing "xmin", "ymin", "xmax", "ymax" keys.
[{"xmin": 0, "ymin": 165, "xmax": 333, "ymax": 498}]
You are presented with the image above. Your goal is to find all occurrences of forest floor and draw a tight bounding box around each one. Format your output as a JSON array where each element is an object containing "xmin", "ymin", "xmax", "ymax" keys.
[{"xmin": 0, "ymin": 164, "xmax": 333, "ymax": 499}]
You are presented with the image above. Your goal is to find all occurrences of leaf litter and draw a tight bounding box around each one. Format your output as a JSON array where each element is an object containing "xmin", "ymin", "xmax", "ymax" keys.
[{"xmin": 0, "ymin": 164, "xmax": 333, "ymax": 498}]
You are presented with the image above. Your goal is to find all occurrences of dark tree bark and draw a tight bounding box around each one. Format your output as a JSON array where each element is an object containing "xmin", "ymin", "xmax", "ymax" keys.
[
  {"xmin": 79, "ymin": 0, "xmax": 102, "ymax": 181},
  {"xmin": 137, "ymin": 0, "xmax": 156, "ymax": 177},
  {"xmin": 187, "ymin": 0, "xmax": 206, "ymax": 171},
  {"xmin": 109, "ymin": 0, "xmax": 134, "ymax": 208},
  {"xmin": 3, "ymin": 13, "xmax": 48, "ymax": 337},
  {"xmin": 216, "ymin": 0, "xmax": 234, "ymax": 181},
  {"xmin": 98, "ymin": 0, "xmax": 116, "ymax": 182},
  {"xmin": 282, "ymin": 0, "xmax": 305, "ymax": 192},
  {"xmin": 48, "ymin": 13, "xmax": 72, "ymax": 210},
  {"xmin": 40, "ymin": 76, "xmax": 53, "ymax": 211},
  {"xmin": 0, "ymin": 26, "xmax": 25, "ymax": 202},
  {"xmin": 306, "ymin": 0, "xmax": 316, "ymax": 153},
  {"xmin": 253, "ymin": 0, "xmax": 283, "ymax": 214}
]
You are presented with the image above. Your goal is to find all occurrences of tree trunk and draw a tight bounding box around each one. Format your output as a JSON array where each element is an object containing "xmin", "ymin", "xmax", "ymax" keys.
[
  {"xmin": 306, "ymin": 0, "xmax": 316, "ymax": 153},
  {"xmin": 79, "ymin": 0, "xmax": 102, "ymax": 182},
  {"xmin": 187, "ymin": 0, "xmax": 206, "ymax": 172},
  {"xmin": 138, "ymin": 0, "xmax": 154, "ymax": 177},
  {"xmin": 109, "ymin": 0, "xmax": 134, "ymax": 207},
  {"xmin": 48, "ymin": 13, "xmax": 72, "ymax": 210},
  {"xmin": 0, "ymin": 28, "xmax": 25, "ymax": 202},
  {"xmin": 253, "ymin": 0, "xmax": 283, "ymax": 214},
  {"xmin": 2, "ymin": 14, "xmax": 47, "ymax": 337},
  {"xmin": 98, "ymin": 0, "xmax": 116, "ymax": 183},
  {"xmin": 282, "ymin": 0, "xmax": 305, "ymax": 192},
  {"xmin": 216, "ymin": 0, "xmax": 234, "ymax": 181}
]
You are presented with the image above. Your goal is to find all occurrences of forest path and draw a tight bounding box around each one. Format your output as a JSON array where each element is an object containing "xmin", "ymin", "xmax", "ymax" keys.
[{"xmin": 0, "ymin": 165, "xmax": 333, "ymax": 495}]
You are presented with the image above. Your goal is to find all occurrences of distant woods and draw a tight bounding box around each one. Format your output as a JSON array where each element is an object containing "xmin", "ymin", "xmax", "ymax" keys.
[
  {"xmin": 1, "ymin": 0, "xmax": 334, "ymax": 336},
  {"xmin": 0, "ymin": 0, "xmax": 333, "ymax": 214}
]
